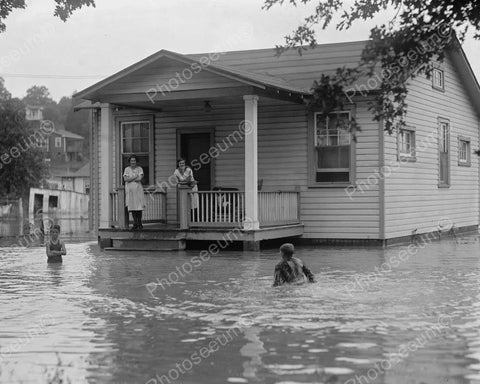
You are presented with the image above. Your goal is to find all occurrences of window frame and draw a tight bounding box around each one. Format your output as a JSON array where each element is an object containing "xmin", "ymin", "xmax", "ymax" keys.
[
  {"xmin": 432, "ymin": 68, "xmax": 445, "ymax": 92},
  {"xmin": 54, "ymin": 137, "xmax": 62, "ymax": 148},
  {"xmin": 397, "ymin": 126, "xmax": 416, "ymax": 162},
  {"xmin": 458, "ymin": 135, "xmax": 471, "ymax": 167},
  {"xmin": 438, "ymin": 117, "xmax": 450, "ymax": 188},
  {"xmin": 116, "ymin": 115, "xmax": 155, "ymax": 187},
  {"xmin": 308, "ymin": 108, "xmax": 356, "ymax": 188}
]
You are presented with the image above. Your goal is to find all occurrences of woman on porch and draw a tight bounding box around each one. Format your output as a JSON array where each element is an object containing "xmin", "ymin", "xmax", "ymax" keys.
[
  {"xmin": 123, "ymin": 155, "xmax": 146, "ymax": 230},
  {"xmin": 174, "ymin": 158, "xmax": 199, "ymax": 219}
]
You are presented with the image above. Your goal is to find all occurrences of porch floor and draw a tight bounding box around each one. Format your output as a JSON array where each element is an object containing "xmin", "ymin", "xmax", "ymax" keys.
[{"xmin": 99, "ymin": 222, "xmax": 304, "ymax": 251}]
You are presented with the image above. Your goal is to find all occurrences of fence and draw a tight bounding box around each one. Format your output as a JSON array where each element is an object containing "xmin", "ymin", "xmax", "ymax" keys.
[{"xmin": 0, "ymin": 198, "xmax": 24, "ymax": 237}]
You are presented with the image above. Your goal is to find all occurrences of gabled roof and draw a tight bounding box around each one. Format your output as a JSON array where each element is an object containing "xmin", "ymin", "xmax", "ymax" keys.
[
  {"xmin": 74, "ymin": 49, "xmax": 310, "ymax": 100},
  {"xmin": 54, "ymin": 129, "xmax": 84, "ymax": 140},
  {"xmin": 50, "ymin": 162, "xmax": 89, "ymax": 178}
]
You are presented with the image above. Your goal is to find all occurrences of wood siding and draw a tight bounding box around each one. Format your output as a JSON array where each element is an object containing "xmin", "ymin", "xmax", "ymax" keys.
[{"xmin": 383, "ymin": 53, "xmax": 480, "ymax": 238}]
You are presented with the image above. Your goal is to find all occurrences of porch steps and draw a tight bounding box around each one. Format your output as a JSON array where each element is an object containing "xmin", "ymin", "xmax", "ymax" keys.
[{"xmin": 108, "ymin": 238, "xmax": 186, "ymax": 251}]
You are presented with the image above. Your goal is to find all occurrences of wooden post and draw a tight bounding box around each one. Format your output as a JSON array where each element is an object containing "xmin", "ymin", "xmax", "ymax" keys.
[
  {"xmin": 99, "ymin": 104, "xmax": 113, "ymax": 228},
  {"xmin": 18, "ymin": 198, "xmax": 24, "ymax": 236},
  {"xmin": 177, "ymin": 185, "xmax": 190, "ymax": 229},
  {"xmin": 117, "ymin": 188, "xmax": 127, "ymax": 229},
  {"xmin": 243, "ymin": 95, "xmax": 259, "ymax": 230}
]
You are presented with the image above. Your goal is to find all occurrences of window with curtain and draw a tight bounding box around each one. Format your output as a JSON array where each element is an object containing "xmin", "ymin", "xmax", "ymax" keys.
[{"xmin": 314, "ymin": 111, "xmax": 352, "ymax": 183}]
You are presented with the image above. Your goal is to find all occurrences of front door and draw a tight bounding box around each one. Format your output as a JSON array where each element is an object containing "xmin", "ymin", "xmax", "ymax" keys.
[{"xmin": 179, "ymin": 132, "xmax": 212, "ymax": 191}]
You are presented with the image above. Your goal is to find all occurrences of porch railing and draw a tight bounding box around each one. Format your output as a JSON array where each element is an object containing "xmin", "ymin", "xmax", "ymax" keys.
[
  {"xmin": 188, "ymin": 191, "xmax": 245, "ymax": 228},
  {"xmin": 258, "ymin": 191, "xmax": 300, "ymax": 226},
  {"xmin": 184, "ymin": 190, "xmax": 300, "ymax": 228},
  {"xmin": 110, "ymin": 187, "xmax": 167, "ymax": 228}
]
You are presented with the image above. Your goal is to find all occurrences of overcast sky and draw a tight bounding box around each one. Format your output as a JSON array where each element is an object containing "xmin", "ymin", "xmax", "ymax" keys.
[{"xmin": 1, "ymin": 0, "xmax": 479, "ymax": 101}]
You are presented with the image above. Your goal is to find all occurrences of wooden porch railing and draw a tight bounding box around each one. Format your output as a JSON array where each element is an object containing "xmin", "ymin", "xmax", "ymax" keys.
[
  {"xmin": 188, "ymin": 191, "xmax": 245, "ymax": 228},
  {"xmin": 110, "ymin": 187, "xmax": 167, "ymax": 228},
  {"xmin": 182, "ymin": 190, "xmax": 300, "ymax": 229},
  {"xmin": 258, "ymin": 191, "xmax": 300, "ymax": 226}
]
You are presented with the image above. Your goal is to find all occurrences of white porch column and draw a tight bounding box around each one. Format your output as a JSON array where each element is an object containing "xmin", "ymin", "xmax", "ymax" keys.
[
  {"xmin": 243, "ymin": 95, "xmax": 259, "ymax": 230},
  {"xmin": 99, "ymin": 103, "xmax": 114, "ymax": 228}
]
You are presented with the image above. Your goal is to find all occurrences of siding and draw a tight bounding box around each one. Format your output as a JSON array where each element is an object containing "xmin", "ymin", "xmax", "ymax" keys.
[{"xmin": 383, "ymin": 53, "xmax": 480, "ymax": 238}]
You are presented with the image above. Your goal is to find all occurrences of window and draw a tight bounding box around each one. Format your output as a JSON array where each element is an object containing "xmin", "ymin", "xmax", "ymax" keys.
[
  {"xmin": 458, "ymin": 136, "xmax": 471, "ymax": 166},
  {"xmin": 54, "ymin": 137, "xmax": 62, "ymax": 148},
  {"xmin": 37, "ymin": 137, "xmax": 49, "ymax": 150},
  {"xmin": 398, "ymin": 127, "xmax": 416, "ymax": 160},
  {"xmin": 120, "ymin": 118, "xmax": 153, "ymax": 185},
  {"xmin": 312, "ymin": 111, "xmax": 353, "ymax": 184},
  {"xmin": 432, "ymin": 68, "xmax": 444, "ymax": 91},
  {"xmin": 438, "ymin": 118, "xmax": 450, "ymax": 187},
  {"xmin": 48, "ymin": 196, "xmax": 58, "ymax": 208}
]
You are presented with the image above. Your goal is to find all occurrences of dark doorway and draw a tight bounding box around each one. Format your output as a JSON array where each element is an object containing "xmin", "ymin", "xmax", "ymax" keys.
[{"xmin": 179, "ymin": 132, "xmax": 212, "ymax": 191}]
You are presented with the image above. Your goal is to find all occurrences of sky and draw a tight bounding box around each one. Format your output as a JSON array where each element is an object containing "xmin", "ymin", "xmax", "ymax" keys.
[{"xmin": 0, "ymin": 0, "xmax": 479, "ymax": 101}]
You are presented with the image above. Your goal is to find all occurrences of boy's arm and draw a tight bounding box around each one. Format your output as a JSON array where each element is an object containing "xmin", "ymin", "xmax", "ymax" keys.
[
  {"xmin": 273, "ymin": 266, "xmax": 286, "ymax": 287},
  {"xmin": 302, "ymin": 265, "xmax": 315, "ymax": 283}
]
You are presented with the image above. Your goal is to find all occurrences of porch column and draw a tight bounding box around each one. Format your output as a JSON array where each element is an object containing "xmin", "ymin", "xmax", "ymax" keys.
[
  {"xmin": 243, "ymin": 95, "xmax": 259, "ymax": 231},
  {"xmin": 99, "ymin": 103, "xmax": 114, "ymax": 228}
]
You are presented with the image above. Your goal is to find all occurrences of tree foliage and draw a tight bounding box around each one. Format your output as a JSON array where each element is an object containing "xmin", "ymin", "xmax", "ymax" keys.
[
  {"xmin": 0, "ymin": 78, "xmax": 48, "ymax": 197},
  {"xmin": 263, "ymin": 0, "xmax": 479, "ymax": 134},
  {"xmin": 0, "ymin": 0, "xmax": 95, "ymax": 33}
]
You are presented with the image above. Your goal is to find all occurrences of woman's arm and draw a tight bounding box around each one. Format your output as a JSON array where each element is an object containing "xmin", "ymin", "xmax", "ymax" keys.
[
  {"xmin": 46, "ymin": 243, "xmax": 51, "ymax": 257},
  {"xmin": 60, "ymin": 241, "xmax": 66, "ymax": 256},
  {"xmin": 123, "ymin": 168, "xmax": 136, "ymax": 183},
  {"xmin": 134, "ymin": 168, "xmax": 144, "ymax": 183}
]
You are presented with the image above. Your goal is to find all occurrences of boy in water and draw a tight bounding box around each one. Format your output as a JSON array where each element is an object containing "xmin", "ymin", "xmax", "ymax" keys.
[
  {"xmin": 46, "ymin": 224, "xmax": 67, "ymax": 263},
  {"xmin": 273, "ymin": 243, "xmax": 315, "ymax": 287}
]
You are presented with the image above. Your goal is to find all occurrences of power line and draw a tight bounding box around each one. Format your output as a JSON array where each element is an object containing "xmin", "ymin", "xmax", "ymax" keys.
[{"xmin": 0, "ymin": 73, "xmax": 106, "ymax": 79}]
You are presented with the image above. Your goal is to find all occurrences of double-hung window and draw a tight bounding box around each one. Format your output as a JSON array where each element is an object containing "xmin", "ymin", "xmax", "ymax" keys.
[
  {"xmin": 120, "ymin": 117, "xmax": 154, "ymax": 185},
  {"xmin": 438, "ymin": 118, "xmax": 450, "ymax": 187},
  {"xmin": 313, "ymin": 111, "xmax": 353, "ymax": 184},
  {"xmin": 458, "ymin": 136, "xmax": 471, "ymax": 167},
  {"xmin": 398, "ymin": 127, "xmax": 416, "ymax": 161},
  {"xmin": 432, "ymin": 68, "xmax": 444, "ymax": 91}
]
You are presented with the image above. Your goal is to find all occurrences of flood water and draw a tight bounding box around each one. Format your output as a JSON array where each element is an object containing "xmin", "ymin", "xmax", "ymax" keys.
[{"xmin": 1, "ymin": 235, "xmax": 480, "ymax": 384}]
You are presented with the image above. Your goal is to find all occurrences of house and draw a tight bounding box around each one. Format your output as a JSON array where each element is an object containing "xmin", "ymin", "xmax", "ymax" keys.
[
  {"xmin": 25, "ymin": 105, "xmax": 44, "ymax": 121},
  {"xmin": 48, "ymin": 162, "xmax": 90, "ymax": 194},
  {"xmin": 44, "ymin": 128, "xmax": 85, "ymax": 162},
  {"xmin": 74, "ymin": 38, "xmax": 480, "ymax": 250}
]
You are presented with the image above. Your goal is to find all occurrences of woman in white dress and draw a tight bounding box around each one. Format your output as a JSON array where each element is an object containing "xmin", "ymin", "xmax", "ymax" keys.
[
  {"xmin": 123, "ymin": 155, "xmax": 146, "ymax": 230},
  {"xmin": 174, "ymin": 158, "xmax": 199, "ymax": 219}
]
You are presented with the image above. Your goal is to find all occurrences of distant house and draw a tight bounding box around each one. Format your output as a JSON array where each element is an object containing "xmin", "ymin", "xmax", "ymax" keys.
[
  {"xmin": 48, "ymin": 162, "xmax": 90, "ymax": 194},
  {"xmin": 25, "ymin": 105, "xmax": 43, "ymax": 121},
  {"xmin": 74, "ymin": 37, "xmax": 480, "ymax": 250},
  {"xmin": 39, "ymin": 128, "xmax": 85, "ymax": 162}
]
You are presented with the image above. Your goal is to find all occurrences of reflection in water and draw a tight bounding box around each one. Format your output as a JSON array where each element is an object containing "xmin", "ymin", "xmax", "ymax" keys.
[{"xmin": 0, "ymin": 236, "xmax": 479, "ymax": 383}]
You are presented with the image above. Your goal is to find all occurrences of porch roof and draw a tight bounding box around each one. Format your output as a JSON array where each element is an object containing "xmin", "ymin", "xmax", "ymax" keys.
[{"xmin": 73, "ymin": 49, "xmax": 310, "ymax": 103}]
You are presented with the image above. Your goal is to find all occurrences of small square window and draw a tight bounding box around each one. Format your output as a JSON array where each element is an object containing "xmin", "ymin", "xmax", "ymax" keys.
[
  {"xmin": 432, "ymin": 68, "xmax": 444, "ymax": 91},
  {"xmin": 55, "ymin": 137, "xmax": 62, "ymax": 148},
  {"xmin": 458, "ymin": 137, "xmax": 471, "ymax": 167},
  {"xmin": 398, "ymin": 127, "xmax": 416, "ymax": 161}
]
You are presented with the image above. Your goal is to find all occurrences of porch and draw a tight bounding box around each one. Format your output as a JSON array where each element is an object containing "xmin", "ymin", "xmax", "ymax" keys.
[{"xmin": 101, "ymin": 188, "xmax": 303, "ymax": 250}]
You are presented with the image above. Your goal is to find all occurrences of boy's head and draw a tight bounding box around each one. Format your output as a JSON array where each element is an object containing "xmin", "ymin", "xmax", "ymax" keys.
[
  {"xmin": 280, "ymin": 243, "xmax": 294, "ymax": 260},
  {"xmin": 51, "ymin": 224, "xmax": 61, "ymax": 235}
]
